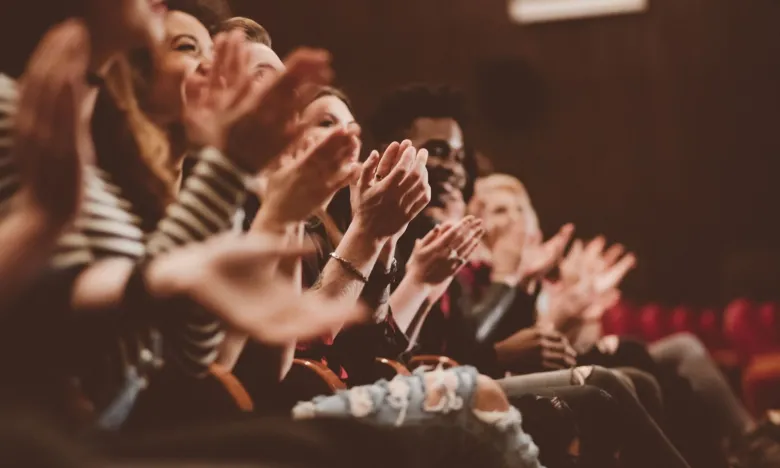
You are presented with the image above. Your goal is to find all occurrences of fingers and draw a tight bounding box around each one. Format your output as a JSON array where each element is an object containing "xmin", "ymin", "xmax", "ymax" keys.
[
  {"xmin": 266, "ymin": 297, "xmax": 367, "ymax": 344},
  {"xmin": 418, "ymin": 223, "xmax": 445, "ymax": 247},
  {"xmin": 357, "ymin": 151, "xmax": 381, "ymax": 190},
  {"xmin": 595, "ymin": 252, "xmax": 637, "ymax": 293},
  {"xmin": 454, "ymin": 218, "xmax": 484, "ymax": 256},
  {"xmin": 425, "ymin": 217, "xmax": 472, "ymax": 252},
  {"xmin": 251, "ymin": 48, "xmax": 333, "ymax": 128},
  {"xmin": 373, "ymin": 142, "xmax": 401, "ymax": 181},
  {"xmin": 382, "ymin": 144, "xmax": 416, "ymax": 187},
  {"xmin": 209, "ymin": 33, "xmax": 229, "ymax": 90},
  {"xmin": 602, "ymin": 243, "xmax": 626, "ymax": 267}
]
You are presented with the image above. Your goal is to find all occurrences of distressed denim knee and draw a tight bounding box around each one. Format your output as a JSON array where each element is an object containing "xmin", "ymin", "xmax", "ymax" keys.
[{"xmin": 292, "ymin": 366, "xmax": 544, "ymax": 468}]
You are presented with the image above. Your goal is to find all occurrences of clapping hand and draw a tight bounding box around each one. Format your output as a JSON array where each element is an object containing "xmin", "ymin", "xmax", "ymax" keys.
[
  {"xmin": 255, "ymin": 125, "xmax": 362, "ymax": 228},
  {"xmin": 351, "ymin": 140, "xmax": 432, "ymax": 241},
  {"xmin": 14, "ymin": 19, "xmax": 92, "ymax": 229},
  {"xmin": 495, "ymin": 325, "xmax": 578, "ymax": 374},
  {"xmin": 520, "ymin": 223, "xmax": 575, "ymax": 282},
  {"xmin": 147, "ymin": 233, "xmax": 366, "ymax": 345},
  {"xmin": 406, "ymin": 216, "xmax": 484, "ymax": 286}
]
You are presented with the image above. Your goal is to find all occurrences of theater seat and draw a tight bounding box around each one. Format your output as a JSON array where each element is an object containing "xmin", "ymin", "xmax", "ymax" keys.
[
  {"xmin": 208, "ymin": 363, "xmax": 254, "ymax": 412},
  {"xmin": 407, "ymin": 355, "xmax": 460, "ymax": 371},
  {"xmin": 373, "ymin": 358, "xmax": 411, "ymax": 379},
  {"xmin": 638, "ymin": 303, "xmax": 667, "ymax": 342},
  {"xmin": 742, "ymin": 352, "xmax": 780, "ymax": 417}
]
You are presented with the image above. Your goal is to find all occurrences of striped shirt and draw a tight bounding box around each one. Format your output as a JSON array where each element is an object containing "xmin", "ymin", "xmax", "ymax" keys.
[{"xmin": 0, "ymin": 74, "xmax": 249, "ymax": 378}]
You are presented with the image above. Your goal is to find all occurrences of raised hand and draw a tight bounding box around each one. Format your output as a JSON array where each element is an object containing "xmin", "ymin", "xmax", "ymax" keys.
[
  {"xmin": 224, "ymin": 48, "xmax": 334, "ymax": 173},
  {"xmin": 14, "ymin": 19, "xmax": 92, "ymax": 229},
  {"xmin": 406, "ymin": 216, "xmax": 484, "ymax": 286},
  {"xmin": 147, "ymin": 233, "xmax": 366, "ymax": 345},
  {"xmin": 183, "ymin": 30, "xmax": 254, "ymax": 150},
  {"xmin": 254, "ymin": 125, "xmax": 362, "ymax": 228},
  {"xmin": 494, "ymin": 325, "xmax": 578, "ymax": 373},
  {"xmin": 351, "ymin": 141, "xmax": 432, "ymax": 241},
  {"xmin": 520, "ymin": 223, "xmax": 575, "ymax": 282}
]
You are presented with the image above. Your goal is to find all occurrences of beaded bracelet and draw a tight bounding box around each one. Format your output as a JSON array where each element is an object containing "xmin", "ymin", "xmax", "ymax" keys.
[{"xmin": 329, "ymin": 252, "xmax": 369, "ymax": 283}]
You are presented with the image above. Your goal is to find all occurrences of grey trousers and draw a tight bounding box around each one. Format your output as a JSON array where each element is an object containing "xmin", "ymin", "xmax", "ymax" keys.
[
  {"xmin": 649, "ymin": 332, "xmax": 755, "ymax": 438},
  {"xmin": 497, "ymin": 366, "xmax": 691, "ymax": 468}
]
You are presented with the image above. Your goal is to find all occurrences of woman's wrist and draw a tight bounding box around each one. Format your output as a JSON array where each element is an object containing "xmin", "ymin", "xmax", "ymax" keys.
[{"xmin": 251, "ymin": 205, "xmax": 292, "ymax": 235}]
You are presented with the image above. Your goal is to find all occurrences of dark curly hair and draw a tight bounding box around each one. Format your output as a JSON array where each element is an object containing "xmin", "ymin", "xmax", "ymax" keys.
[
  {"xmin": 368, "ymin": 83, "xmax": 468, "ymax": 146},
  {"xmin": 166, "ymin": 0, "xmax": 232, "ymax": 34},
  {"xmin": 369, "ymin": 83, "xmax": 477, "ymax": 203}
]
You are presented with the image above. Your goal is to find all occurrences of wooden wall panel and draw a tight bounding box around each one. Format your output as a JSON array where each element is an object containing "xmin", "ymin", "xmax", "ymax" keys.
[{"xmin": 233, "ymin": 0, "xmax": 780, "ymax": 303}]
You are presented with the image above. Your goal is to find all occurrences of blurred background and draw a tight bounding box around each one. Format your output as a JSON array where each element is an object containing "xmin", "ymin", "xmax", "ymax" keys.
[{"xmin": 232, "ymin": 0, "xmax": 780, "ymax": 307}]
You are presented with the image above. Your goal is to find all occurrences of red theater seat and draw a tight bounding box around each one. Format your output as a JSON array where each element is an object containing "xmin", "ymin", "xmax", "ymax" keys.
[
  {"xmin": 697, "ymin": 308, "xmax": 724, "ymax": 349},
  {"xmin": 602, "ymin": 301, "xmax": 636, "ymax": 337},
  {"xmin": 669, "ymin": 305, "xmax": 696, "ymax": 334},
  {"xmin": 724, "ymin": 298, "xmax": 757, "ymax": 360},
  {"xmin": 743, "ymin": 352, "xmax": 780, "ymax": 417},
  {"xmin": 638, "ymin": 303, "xmax": 667, "ymax": 342}
]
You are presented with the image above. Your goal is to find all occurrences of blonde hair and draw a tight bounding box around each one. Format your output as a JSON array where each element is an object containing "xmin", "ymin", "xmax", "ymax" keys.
[{"xmin": 469, "ymin": 174, "xmax": 530, "ymax": 217}]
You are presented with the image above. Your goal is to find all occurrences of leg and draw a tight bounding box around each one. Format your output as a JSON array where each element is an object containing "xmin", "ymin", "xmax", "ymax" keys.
[
  {"xmin": 498, "ymin": 366, "xmax": 691, "ymax": 468},
  {"xmin": 650, "ymin": 333, "xmax": 755, "ymax": 438},
  {"xmin": 612, "ymin": 367, "xmax": 664, "ymax": 424},
  {"xmin": 292, "ymin": 366, "xmax": 543, "ymax": 468}
]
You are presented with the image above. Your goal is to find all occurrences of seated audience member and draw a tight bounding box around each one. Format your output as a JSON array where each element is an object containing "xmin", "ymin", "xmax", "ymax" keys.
[
  {"xmin": 366, "ymin": 83, "xmax": 692, "ymax": 468},
  {"xmin": 468, "ymin": 173, "xmax": 780, "ymax": 467},
  {"xmin": 0, "ymin": 6, "xmax": 549, "ymax": 468},
  {"xmin": 0, "ymin": 0, "xmax": 362, "ymax": 429}
]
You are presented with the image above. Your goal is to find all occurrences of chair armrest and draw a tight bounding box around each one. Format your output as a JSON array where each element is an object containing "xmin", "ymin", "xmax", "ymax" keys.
[
  {"xmin": 375, "ymin": 357, "xmax": 411, "ymax": 377},
  {"xmin": 209, "ymin": 363, "xmax": 254, "ymax": 412},
  {"xmin": 407, "ymin": 355, "xmax": 460, "ymax": 371}
]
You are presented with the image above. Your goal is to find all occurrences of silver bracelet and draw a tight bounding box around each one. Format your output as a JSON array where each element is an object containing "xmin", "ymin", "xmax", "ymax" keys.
[{"xmin": 329, "ymin": 252, "xmax": 369, "ymax": 283}]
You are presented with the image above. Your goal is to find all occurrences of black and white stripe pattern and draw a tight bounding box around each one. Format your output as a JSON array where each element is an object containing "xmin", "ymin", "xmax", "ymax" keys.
[{"xmin": 0, "ymin": 75, "xmax": 249, "ymax": 377}]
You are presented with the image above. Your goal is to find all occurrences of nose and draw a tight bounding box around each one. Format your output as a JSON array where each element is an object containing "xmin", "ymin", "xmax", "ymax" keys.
[{"xmin": 196, "ymin": 58, "xmax": 213, "ymax": 78}]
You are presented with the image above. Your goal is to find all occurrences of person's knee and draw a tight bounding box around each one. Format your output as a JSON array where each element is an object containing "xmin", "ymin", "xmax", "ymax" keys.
[
  {"xmin": 658, "ymin": 332, "xmax": 708, "ymax": 359},
  {"xmin": 473, "ymin": 374, "xmax": 510, "ymax": 413},
  {"xmin": 420, "ymin": 370, "xmax": 509, "ymax": 414},
  {"xmin": 580, "ymin": 366, "xmax": 632, "ymax": 398}
]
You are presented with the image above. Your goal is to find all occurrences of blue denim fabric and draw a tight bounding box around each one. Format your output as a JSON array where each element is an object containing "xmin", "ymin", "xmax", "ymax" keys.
[{"xmin": 293, "ymin": 366, "xmax": 544, "ymax": 468}]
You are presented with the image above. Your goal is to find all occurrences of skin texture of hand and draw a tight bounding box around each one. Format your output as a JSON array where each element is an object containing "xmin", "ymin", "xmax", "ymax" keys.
[
  {"xmin": 390, "ymin": 217, "xmax": 484, "ymax": 333},
  {"xmin": 146, "ymin": 233, "xmax": 366, "ymax": 346},
  {"xmin": 406, "ymin": 216, "xmax": 484, "ymax": 286},
  {"xmin": 351, "ymin": 140, "xmax": 432, "ymax": 242},
  {"xmin": 15, "ymin": 19, "xmax": 92, "ymax": 229},
  {"xmin": 539, "ymin": 236, "xmax": 636, "ymax": 342},
  {"xmin": 253, "ymin": 125, "xmax": 361, "ymax": 229},
  {"xmin": 183, "ymin": 30, "xmax": 254, "ymax": 150},
  {"xmin": 222, "ymin": 47, "xmax": 335, "ymax": 173},
  {"xmin": 519, "ymin": 223, "xmax": 575, "ymax": 283},
  {"xmin": 494, "ymin": 326, "xmax": 578, "ymax": 374}
]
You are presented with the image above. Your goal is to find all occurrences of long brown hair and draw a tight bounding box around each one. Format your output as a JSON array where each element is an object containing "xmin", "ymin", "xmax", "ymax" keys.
[
  {"xmin": 92, "ymin": 56, "xmax": 175, "ymax": 230},
  {"xmin": 309, "ymin": 86, "xmax": 355, "ymax": 247}
]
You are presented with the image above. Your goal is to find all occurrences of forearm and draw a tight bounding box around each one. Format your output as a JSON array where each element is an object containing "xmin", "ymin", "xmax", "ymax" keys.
[
  {"xmin": 305, "ymin": 222, "xmax": 384, "ymax": 337},
  {"xmin": 216, "ymin": 329, "xmax": 249, "ymax": 371},
  {"xmin": 0, "ymin": 207, "xmax": 62, "ymax": 309},
  {"xmin": 389, "ymin": 276, "xmax": 432, "ymax": 333}
]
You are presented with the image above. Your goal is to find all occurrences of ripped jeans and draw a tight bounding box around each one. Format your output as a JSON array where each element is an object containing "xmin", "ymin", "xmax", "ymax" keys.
[{"xmin": 293, "ymin": 366, "xmax": 543, "ymax": 468}]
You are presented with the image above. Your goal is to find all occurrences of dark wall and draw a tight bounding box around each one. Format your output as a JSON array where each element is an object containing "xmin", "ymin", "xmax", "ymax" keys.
[{"xmin": 234, "ymin": 0, "xmax": 780, "ymax": 304}]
